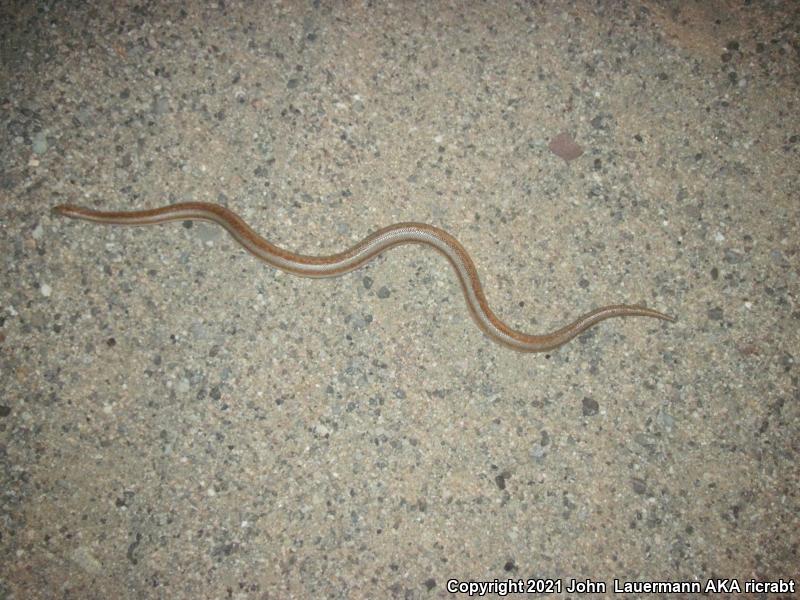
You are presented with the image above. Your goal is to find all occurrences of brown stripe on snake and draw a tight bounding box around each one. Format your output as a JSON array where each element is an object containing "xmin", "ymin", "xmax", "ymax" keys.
[{"xmin": 52, "ymin": 202, "xmax": 676, "ymax": 352}]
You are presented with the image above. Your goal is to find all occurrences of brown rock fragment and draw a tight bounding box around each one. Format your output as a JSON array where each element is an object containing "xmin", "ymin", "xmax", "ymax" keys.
[{"xmin": 549, "ymin": 132, "xmax": 584, "ymax": 162}]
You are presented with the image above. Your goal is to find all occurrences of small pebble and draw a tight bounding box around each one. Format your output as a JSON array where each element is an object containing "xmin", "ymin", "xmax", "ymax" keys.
[
  {"xmin": 32, "ymin": 132, "xmax": 48, "ymax": 154},
  {"xmin": 582, "ymin": 397, "xmax": 599, "ymax": 416},
  {"xmin": 549, "ymin": 132, "xmax": 584, "ymax": 162},
  {"xmin": 70, "ymin": 546, "xmax": 103, "ymax": 575}
]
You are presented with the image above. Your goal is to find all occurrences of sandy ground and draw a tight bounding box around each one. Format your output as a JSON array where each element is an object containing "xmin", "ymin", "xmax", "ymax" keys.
[{"xmin": 1, "ymin": 1, "xmax": 798, "ymax": 598}]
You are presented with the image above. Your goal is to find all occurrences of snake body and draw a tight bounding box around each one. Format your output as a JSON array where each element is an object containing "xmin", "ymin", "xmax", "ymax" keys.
[{"xmin": 52, "ymin": 202, "xmax": 675, "ymax": 352}]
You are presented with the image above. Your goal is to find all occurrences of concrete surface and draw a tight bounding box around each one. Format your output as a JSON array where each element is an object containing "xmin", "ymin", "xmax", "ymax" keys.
[{"xmin": 1, "ymin": 1, "xmax": 798, "ymax": 598}]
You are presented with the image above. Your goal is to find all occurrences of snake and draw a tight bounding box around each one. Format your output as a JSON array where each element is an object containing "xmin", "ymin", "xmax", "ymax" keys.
[{"xmin": 52, "ymin": 202, "xmax": 675, "ymax": 352}]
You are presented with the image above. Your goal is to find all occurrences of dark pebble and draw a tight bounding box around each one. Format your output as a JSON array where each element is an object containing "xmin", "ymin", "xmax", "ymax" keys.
[
  {"xmin": 631, "ymin": 477, "xmax": 647, "ymax": 495},
  {"xmin": 582, "ymin": 397, "xmax": 599, "ymax": 416}
]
